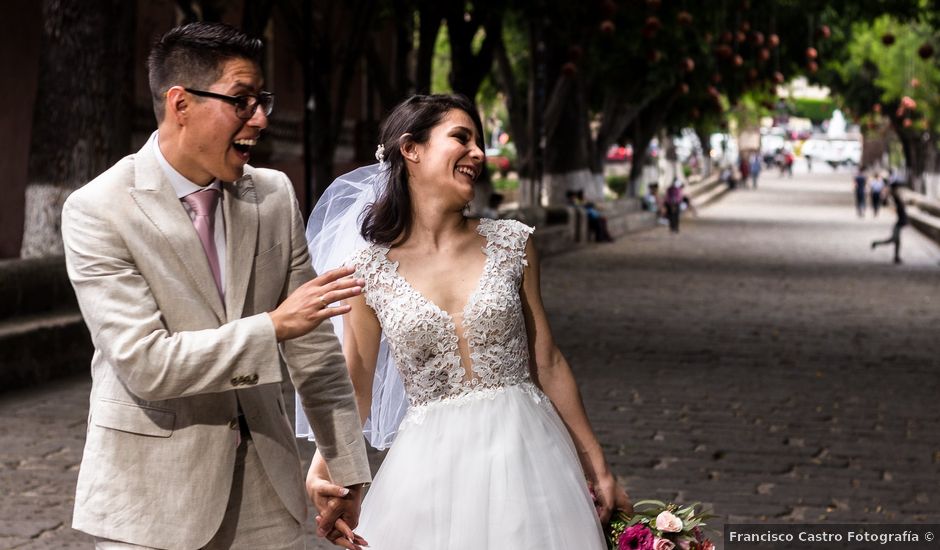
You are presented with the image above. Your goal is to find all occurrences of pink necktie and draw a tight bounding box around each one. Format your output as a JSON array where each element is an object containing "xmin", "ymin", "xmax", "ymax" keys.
[{"xmin": 183, "ymin": 189, "xmax": 223, "ymax": 300}]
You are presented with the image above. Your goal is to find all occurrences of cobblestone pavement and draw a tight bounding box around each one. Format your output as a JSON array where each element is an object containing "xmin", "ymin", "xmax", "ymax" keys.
[{"xmin": 2, "ymin": 170, "xmax": 939, "ymax": 548}]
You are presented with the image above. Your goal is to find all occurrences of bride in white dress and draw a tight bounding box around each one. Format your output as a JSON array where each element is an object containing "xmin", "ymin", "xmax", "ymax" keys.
[{"xmin": 298, "ymin": 94, "xmax": 630, "ymax": 549}]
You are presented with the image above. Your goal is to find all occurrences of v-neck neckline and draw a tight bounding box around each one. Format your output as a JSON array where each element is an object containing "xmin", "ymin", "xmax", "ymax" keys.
[{"xmin": 379, "ymin": 218, "xmax": 494, "ymax": 323}]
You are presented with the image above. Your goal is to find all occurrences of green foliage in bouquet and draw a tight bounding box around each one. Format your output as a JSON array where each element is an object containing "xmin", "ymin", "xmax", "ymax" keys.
[{"xmin": 607, "ymin": 500, "xmax": 717, "ymax": 550}]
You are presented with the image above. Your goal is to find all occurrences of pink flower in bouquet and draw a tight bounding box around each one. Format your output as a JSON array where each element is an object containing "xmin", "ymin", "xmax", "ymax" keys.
[
  {"xmin": 619, "ymin": 524, "xmax": 654, "ymax": 550},
  {"xmin": 697, "ymin": 540, "xmax": 715, "ymax": 550},
  {"xmin": 655, "ymin": 511, "xmax": 683, "ymax": 533},
  {"xmin": 653, "ymin": 537, "xmax": 676, "ymax": 550},
  {"xmin": 678, "ymin": 540, "xmax": 691, "ymax": 550}
]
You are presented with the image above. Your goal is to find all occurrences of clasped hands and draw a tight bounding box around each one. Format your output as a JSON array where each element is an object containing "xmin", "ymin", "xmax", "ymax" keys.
[{"xmin": 307, "ymin": 468, "xmax": 369, "ymax": 550}]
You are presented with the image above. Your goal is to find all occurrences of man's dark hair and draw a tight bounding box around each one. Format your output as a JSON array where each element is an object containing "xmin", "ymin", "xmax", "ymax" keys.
[{"xmin": 147, "ymin": 22, "xmax": 263, "ymax": 123}]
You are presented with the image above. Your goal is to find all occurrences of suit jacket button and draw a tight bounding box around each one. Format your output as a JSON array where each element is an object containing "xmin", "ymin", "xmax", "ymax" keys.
[
  {"xmin": 228, "ymin": 418, "xmax": 239, "ymax": 430},
  {"xmin": 231, "ymin": 377, "xmax": 240, "ymax": 386},
  {"xmin": 249, "ymin": 374, "xmax": 259, "ymax": 385}
]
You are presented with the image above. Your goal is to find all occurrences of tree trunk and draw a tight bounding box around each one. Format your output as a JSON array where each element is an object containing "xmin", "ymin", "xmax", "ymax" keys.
[
  {"xmin": 414, "ymin": 1, "xmax": 443, "ymax": 94},
  {"xmin": 491, "ymin": 26, "xmax": 529, "ymax": 179},
  {"xmin": 21, "ymin": 0, "xmax": 135, "ymax": 258},
  {"xmin": 281, "ymin": 0, "xmax": 375, "ymax": 202},
  {"xmin": 242, "ymin": 0, "xmax": 276, "ymax": 37},
  {"xmin": 626, "ymin": 92, "xmax": 679, "ymax": 196},
  {"xmin": 540, "ymin": 75, "xmax": 594, "ymax": 204},
  {"xmin": 589, "ymin": 89, "xmax": 661, "ymax": 176},
  {"xmin": 444, "ymin": 4, "xmax": 497, "ymax": 104},
  {"xmin": 693, "ymin": 125, "xmax": 713, "ymax": 178}
]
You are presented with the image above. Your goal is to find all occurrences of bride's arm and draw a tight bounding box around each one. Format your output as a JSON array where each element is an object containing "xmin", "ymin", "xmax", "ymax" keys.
[
  {"xmin": 308, "ymin": 293, "xmax": 381, "ymax": 549},
  {"xmin": 519, "ymin": 238, "xmax": 631, "ymax": 523}
]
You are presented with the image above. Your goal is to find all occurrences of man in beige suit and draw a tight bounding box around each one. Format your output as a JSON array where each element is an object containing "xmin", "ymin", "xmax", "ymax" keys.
[{"xmin": 61, "ymin": 23, "xmax": 370, "ymax": 549}]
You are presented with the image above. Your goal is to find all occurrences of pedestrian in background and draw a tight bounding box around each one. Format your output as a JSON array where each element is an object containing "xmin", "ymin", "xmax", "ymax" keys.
[
  {"xmin": 738, "ymin": 155, "xmax": 750, "ymax": 189},
  {"xmin": 853, "ymin": 169, "xmax": 867, "ymax": 217},
  {"xmin": 871, "ymin": 182, "xmax": 908, "ymax": 264},
  {"xmin": 749, "ymin": 153, "xmax": 762, "ymax": 189},
  {"xmin": 665, "ymin": 178, "xmax": 689, "ymax": 233},
  {"xmin": 870, "ymin": 172, "xmax": 886, "ymax": 217}
]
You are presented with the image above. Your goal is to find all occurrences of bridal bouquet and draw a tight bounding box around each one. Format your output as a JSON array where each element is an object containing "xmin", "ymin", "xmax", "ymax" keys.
[{"xmin": 606, "ymin": 500, "xmax": 715, "ymax": 550}]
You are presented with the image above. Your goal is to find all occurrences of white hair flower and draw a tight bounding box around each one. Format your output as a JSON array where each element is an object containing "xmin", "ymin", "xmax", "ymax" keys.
[{"xmin": 375, "ymin": 143, "xmax": 386, "ymax": 164}]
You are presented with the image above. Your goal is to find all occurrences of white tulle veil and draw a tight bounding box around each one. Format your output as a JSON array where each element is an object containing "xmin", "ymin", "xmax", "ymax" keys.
[{"xmin": 295, "ymin": 162, "xmax": 408, "ymax": 450}]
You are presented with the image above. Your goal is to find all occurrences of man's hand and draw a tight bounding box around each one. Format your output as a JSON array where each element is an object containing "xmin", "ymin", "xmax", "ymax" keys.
[
  {"xmin": 307, "ymin": 473, "xmax": 368, "ymax": 550},
  {"xmin": 269, "ymin": 266, "xmax": 364, "ymax": 342}
]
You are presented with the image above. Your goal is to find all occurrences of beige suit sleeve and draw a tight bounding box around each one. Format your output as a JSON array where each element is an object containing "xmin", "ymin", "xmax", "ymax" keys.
[
  {"xmin": 278, "ymin": 175, "xmax": 371, "ymax": 487},
  {"xmin": 61, "ymin": 192, "xmax": 283, "ymax": 402}
]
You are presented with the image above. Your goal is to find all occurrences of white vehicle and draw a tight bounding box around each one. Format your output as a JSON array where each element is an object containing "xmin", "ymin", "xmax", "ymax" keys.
[{"xmin": 760, "ymin": 133, "xmax": 786, "ymax": 164}]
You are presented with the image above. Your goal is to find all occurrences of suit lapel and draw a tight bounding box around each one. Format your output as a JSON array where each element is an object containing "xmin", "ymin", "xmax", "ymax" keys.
[
  {"xmin": 222, "ymin": 173, "xmax": 259, "ymax": 321},
  {"xmin": 128, "ymin": 144, "xmax": 226, "ymax": 324}
]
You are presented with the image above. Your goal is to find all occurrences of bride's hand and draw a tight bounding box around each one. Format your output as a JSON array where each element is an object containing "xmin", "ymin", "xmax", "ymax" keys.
[
  {"xmin": 306, "ymin": 459, "xmax": 368, "ymax": 549},
  {"xmin": 308, "ymin": 478, "xmax": 368, "ymax": 550},
  {"xmin": 593, "ymin": 471, "xmax": 632, "ymax": 524}
]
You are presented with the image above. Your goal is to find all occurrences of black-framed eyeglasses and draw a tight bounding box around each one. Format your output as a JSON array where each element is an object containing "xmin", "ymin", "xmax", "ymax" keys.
[{"xmin": 184, "ymin": 88, "xmax": 275, "ymax": 120}]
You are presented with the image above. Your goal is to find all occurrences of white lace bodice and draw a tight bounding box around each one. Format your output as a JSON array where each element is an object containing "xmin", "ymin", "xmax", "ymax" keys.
[{"xmin": 351, "ymin": 218, "xmax": 535, "ymax": 408}]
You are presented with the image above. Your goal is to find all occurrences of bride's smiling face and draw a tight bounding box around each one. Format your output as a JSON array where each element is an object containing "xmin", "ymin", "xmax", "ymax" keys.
[{"xmin": 407, "ymin": 109, "xmax": 485, "ymax": 207}]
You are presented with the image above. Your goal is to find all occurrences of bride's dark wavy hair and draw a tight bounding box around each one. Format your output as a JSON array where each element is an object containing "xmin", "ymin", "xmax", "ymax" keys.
[{"xmin": 360, "ymin": 94, "xmax": 485, "ymax": 246}]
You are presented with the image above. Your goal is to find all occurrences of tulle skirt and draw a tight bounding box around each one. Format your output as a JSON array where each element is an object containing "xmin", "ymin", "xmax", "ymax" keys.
[{"xmin": 357, "ymin": 382, "xmax": 607, "ymax": 549}]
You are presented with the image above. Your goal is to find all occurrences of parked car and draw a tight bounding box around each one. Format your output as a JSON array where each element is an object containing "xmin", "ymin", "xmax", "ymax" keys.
[{"xmin": 606, "ymin": 144, "xmax": 633, "ymax": 162}]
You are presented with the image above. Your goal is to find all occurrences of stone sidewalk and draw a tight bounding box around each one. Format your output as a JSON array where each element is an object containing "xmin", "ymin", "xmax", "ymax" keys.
[{"xmin": 2, "ymin": 170, "xmax": 939, "ymax": 548}]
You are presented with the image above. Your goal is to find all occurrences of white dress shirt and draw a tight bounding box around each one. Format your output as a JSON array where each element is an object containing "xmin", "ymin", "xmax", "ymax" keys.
[{"xmin": 149, "ymin": 131, "xmax": 227, "ymax": 290}]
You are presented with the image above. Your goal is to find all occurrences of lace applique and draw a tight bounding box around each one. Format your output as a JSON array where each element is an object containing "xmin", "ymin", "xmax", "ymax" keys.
[
  {"xmin": 351, "ymin": 219, "xmax": 536, "ymax": 408},
  {"xmin": 400, "ymin": 380, "xmax": 547, "ymax": 429}
]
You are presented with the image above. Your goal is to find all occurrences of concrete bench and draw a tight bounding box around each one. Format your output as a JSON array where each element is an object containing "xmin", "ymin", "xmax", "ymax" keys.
[
  {"xmin": 0, "ymin": 256, "xmax": 92, "ymax": 391},
  {"xmin": 899, "ymin": 189, "xmax": 940, "ymax": 248}
]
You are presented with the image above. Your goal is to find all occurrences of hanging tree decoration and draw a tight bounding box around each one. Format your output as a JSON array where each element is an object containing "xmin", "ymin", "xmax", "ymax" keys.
[
  {"xmin": 768, "ymin": 34, "xmax": 780, "ymax": 48},
  {"xmin": 918, "ymin": 43, "xmax": 934, "ymax": 59},
  {"xmin": 642, "ymin": 16, "xmax": 662, "ymax": 39},
  {"xmin": 881, "ymin": 33, "xmax": 896, "ymax": 46},
  {"xmin": 677, "ymin": 10, "xmax": 693, "ymax": 27},
  {"xmin": 816, "ymin": 25, "xmax": 831, "ymax": 40}
]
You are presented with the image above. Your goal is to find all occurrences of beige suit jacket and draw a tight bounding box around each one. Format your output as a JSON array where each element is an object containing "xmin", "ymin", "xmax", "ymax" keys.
[{"xmin": 61, "ymin": 143, "xmax": 370, "ymax": 549}]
